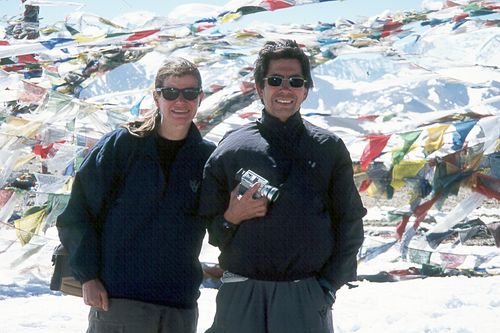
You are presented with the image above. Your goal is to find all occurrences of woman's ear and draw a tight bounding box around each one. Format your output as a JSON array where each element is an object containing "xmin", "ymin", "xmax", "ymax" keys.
[{"xmin": 153, "ymin": 92, "xmax": 160, "ymax": 108}]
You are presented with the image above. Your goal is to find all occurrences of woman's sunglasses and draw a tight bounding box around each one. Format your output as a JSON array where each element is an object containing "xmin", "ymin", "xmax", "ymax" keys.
[
  {"xmin": 155, "ymin": 87, "xmax": 201, "ymax": 101},
  {"xmin": 264, "ymin": 76, "xmax": 307, "ymax": 88}
]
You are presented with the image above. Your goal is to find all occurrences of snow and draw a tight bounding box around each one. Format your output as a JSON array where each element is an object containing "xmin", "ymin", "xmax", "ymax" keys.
[
  {"xmin": 1, "ymin": 215, "xmax": 499, "ymax": 333},
  {"xmin": 2, "ymin": 277, "xmax": 500, "ymax": 333}
]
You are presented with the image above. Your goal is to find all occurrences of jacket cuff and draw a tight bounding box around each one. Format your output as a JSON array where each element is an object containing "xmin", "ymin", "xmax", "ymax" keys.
[{"xmin": 208, "ymin": 215, "xmax": 239, "ymax": 248}]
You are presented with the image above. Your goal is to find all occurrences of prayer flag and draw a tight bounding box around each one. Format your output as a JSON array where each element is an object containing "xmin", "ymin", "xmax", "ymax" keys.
[
  {"xmin": 452, "ymin": 120, "xmax": 477, "ymax": 150},
  {"xmin": 391, "ymin": 160, "xmax": 427, "ymax": 190},
  {"xmin": 14, "ymin": 207, "xmax": 47, "ymax": 246},
  {"xmin": 360, "ymin": 134, "xmax": 391, "ymax": 171},
  {"xmin": 126, "ymin": 29, "xmax": 160, "ymax": 41},
  {"xmin": 392, "ymin": 131, "xmax": 421, "ymax": 165},
  {"xmin": 424, "ymin": 124, "xmax": 449, "ymax": 156}
]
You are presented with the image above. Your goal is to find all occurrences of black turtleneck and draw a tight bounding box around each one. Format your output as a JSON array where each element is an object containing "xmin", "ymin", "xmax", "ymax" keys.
[
  {"xmin": 257, "ymin": 110, "xmax": 305, "ymax": 180},
  {"xmin": 155, "ymin": 134, "xmax": 186, "ymax": 181}
]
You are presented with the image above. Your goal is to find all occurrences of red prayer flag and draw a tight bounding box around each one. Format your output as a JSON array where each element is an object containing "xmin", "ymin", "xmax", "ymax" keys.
[
  {"xmin": 395, "ymin": 215, "xmax": 410, "ymax": 239},
  {"xmin": 383, "ymin": 20, "xmax": 403, "ymax": 31},
  {"xmin": 239, "ymin": 112, "xmax": 260, "ymax": 119},
  {"xmin": 444, "ymin": 0, "xmax": 461, "ymax": 8},
  {"xmin": 0, "ymin": 189, "xmax": 14, "ymax": 208},
  {"xmin": 126, "ymin": 29, "xmax": 160, "ymax": 41},
  {"xmin": 440, "ymin": 252, "xmax": 467, "ymax": 268},
  {"xmin": 410, "ymin": 192, "xmax": 443, "ymax": 233},
  {"xmin": 358, "ymin": 179, "xmax": 372, "ymax": 192},
  {"xmin": 357, "ymin": 115, "xmax": 379, "ymax": 121},
  {"xmin": 33, "ymin": 143, "xmax": 55, "ymax": 159},
  {"xmin": 19, "ymin": 81, "xmax": 47, "ymax": 103},
  {"xmin": 453, "ymin": 13, "xmax": 469, "ymax": 21},
  {"xmin": 360, "ymin": 134, "xmax": 391, "ymax": 171},
  {"xmin": 472, "ymin": 173, "xmax": 500, "ymax": 200},
  {"xmin": 262, "ymin": 0, "xmax": 294, "ymax": 11},
  {"xmin": 16, "ymin": 54, "xmax": 38, "ymax": 63}
]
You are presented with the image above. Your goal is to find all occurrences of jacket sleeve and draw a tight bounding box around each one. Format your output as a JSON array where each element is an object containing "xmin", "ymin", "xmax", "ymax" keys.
[
  {"xmin": 56, "ymin": 132, "xmax": 119, "ymax": 284},
  {"xmin": 199, "ymin": 153, "xmax": 238, "ymax": 250},
  {"xmin": 321, "ymin": 139, "xmax": 366, "ymax": 291}
]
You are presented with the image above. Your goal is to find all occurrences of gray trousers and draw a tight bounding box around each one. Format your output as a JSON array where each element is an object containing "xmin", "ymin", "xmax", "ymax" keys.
[
  {"xmin": 206, "ymin": 276, "xmax": 334, "ymax": 333},
  {"xmin": 87, "ymin": 298, "xmax": 198, "ymax": 333}
]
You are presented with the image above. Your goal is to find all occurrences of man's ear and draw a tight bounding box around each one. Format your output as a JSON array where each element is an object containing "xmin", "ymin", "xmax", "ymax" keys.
[
  {"xmin": 256, "ymin": 84, "xmax": 263, "ymax": 100},
  {"xmin": 303, "ymin": 88, "xmax": 309, "ymax": 101}
]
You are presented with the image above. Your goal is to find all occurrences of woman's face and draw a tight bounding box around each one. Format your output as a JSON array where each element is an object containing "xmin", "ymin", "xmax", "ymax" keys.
[{"xmin": 154, "ymin": 74, "xmax": 204, "ymax": 139}]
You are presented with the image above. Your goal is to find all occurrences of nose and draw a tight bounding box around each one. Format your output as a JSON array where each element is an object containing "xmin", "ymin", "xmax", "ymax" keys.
[
  {"xmin": 174, "ymin": 93, "xmax": 189, "ymax": 102},
  {"xmin": 280, "ymin": 79, "xmax": 292, "ymax": 90}
]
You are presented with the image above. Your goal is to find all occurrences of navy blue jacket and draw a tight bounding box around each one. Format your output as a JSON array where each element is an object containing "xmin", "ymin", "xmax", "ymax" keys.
[
  {"xmin": 57, "ymin": 124, "xmax": 215, "ymax": 308},
  {"xmin": 200, "ymin": 111, "xmax": 366, "ymax": 291}
]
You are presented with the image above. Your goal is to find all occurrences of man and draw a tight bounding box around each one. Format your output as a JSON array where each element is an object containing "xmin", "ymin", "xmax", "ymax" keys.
[
  {"xmin": 57, "ymin": 58, "xmax": 215, "ymax": 332},
  {"xmin": 200, "ymin": 39, "xmax": 367, "ymax": 333}
]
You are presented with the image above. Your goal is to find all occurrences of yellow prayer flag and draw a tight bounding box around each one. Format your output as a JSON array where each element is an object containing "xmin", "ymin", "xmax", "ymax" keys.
[
  {"xmin": 366, "ymin": 181, "xmax": 380, "ymax": 196},
  {"xmin": 74, "ymin": 34, "xmax": 106, "ymax": 43},
  {"xmin": 14, "ymin": 207, "xmax": 47, "ymax": 246},
  {"xmin": 219, "ymin": 12, "xmax": 242, "ymax": 24},
  {"xmin": 348, "ymin": 33, "xmax": 369, "ymax": 39},
  {"xmin": 13, "ymin": 153, "xmax": 36, "ymax": 171},
  {"xmin": 235, "ymin": 30, "xmax": 261, "ymax": 38},
  {"xmin": 424, "ymin": 124, "xmax": 450, "ymax": 156},
  {"xmin": 5, "ymin": 116, "xmax": 30, "ymax": 126},
  {"xmin": 62, "ymin": 177, "xmax": 75, "ymax": 194},
  {"xmin": 391, "ymin": 160, "xmax": 427, "ymax": 190}
]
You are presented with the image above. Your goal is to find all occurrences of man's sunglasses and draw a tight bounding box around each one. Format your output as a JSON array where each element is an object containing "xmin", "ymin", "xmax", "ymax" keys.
[
  {"xmin": 155, "ymin": 87, "xmax": 201, "ymax": 101},
  {"xmin": 264, "ymin": 76, "xmax": 307, "ymax": 88}
]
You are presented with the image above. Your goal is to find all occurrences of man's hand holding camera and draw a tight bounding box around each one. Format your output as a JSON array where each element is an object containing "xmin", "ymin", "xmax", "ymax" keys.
[{"xmin": 223, "ymin": 183, "xmax": 268, "ymax": 225}]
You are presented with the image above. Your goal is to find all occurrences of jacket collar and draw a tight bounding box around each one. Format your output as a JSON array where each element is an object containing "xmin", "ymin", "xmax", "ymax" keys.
[
  {"xmin": 258, "ymin": 109, "xmax": 305, "ymax": 141},
  {"xmin": 143, "ymin": 122, "xmax": 202, "ymax": 158}
]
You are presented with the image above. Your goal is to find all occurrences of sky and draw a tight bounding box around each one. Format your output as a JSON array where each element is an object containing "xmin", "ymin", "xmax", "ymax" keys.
[{"xmin": 3, "ymin": 0, "xmax": 424, "ymax": 26}]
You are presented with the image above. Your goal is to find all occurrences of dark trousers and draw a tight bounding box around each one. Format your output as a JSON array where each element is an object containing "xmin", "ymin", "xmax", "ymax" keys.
[
  {"xmin": 87, "ymin": 298, "xmax": 198, "ymax": 333},
  {"xmin": 206, "ymin": 277, "xmax": 334, "ymax": 333}
]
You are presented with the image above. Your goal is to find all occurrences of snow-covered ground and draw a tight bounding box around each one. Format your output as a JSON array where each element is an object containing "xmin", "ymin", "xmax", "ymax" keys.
[
  {"xmin": 1, "ymin": 276, "xmax": 499, "ymax": 333},
  {"xmin": 1, "ymin": 224, "xmax": 499, "ymax": 333}
]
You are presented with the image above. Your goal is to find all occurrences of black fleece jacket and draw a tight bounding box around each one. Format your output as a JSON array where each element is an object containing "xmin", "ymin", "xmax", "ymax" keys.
[
  {"xmin": 57, "ymin": 124, "xmax": 215, "ymax": 308},
  {"xmin": 200, "ymin": 110, "xmax": 366, "ymax": 291}
]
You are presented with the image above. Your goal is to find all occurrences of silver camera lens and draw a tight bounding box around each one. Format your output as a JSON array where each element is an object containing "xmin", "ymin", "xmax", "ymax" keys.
[
  {"xmin": 235, "ymin": 168, "xmax": 280, "ymax": 203},
  {"xmin": 260, "ymin": 184, "xmax": 279, "ymax": 202}
]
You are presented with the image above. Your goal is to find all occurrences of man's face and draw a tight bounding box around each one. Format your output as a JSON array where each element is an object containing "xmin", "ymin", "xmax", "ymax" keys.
[{"xmin": 256, "ymin": 58, "xmax": 308, "ymax": 122}]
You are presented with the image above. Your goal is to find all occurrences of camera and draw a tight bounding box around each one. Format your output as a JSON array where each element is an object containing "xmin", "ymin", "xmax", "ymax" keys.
[{"xmin": 235, "ymin": 168, "xmax": 280, "ymax": 203}]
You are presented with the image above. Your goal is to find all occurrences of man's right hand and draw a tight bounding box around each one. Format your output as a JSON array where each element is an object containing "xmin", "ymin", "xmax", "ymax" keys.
[
  {"xmin": 223, "ymin": 183, "xmax": 268, "ymax": 225},
  {"xmin": 82, "ymin": 279, "xmax": 109, "ymax": 311}
]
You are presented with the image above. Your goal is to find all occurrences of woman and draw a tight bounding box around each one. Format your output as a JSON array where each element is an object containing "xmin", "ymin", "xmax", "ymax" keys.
[{"xmin": 57, "ymin": 57, "xmax": 215, "ymax": 333}]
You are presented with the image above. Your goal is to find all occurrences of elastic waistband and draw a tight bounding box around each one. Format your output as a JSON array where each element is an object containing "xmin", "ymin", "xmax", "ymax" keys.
[
  {"xmin": 221, "ymin": 271, "xmax": 248, "ymax": 283},
  {"xmin": 222, "ymin": 271, "xmax": 316, "ymax": 284}
]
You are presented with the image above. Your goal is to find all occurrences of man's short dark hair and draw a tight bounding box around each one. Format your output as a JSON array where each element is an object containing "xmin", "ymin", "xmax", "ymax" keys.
[{"xmin": 254, "ymin": 39, "xmax": 313, "ymax": 90}]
